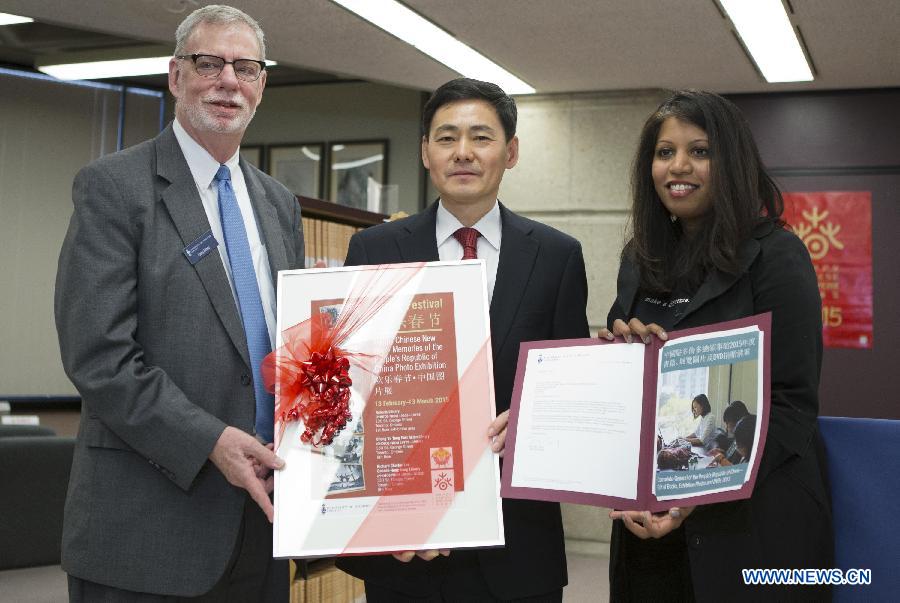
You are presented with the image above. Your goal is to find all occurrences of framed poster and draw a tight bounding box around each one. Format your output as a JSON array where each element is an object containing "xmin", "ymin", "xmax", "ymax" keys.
[
  {"xmin": 327, "ymin": 140, "xmax": 388, "ymax": 211},
  {"xmin": 271, "ymin": 260, "xmax": 504, "ymax": 557},
  {"xmin": 267, "ymin": 143, "xmax": 324, "ymax": 199}
]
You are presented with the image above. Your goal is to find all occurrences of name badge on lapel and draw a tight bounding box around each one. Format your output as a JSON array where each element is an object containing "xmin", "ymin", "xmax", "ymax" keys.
[{"xmin": 183, "ymin": 230, "xmax": 219, "ymax": 265}]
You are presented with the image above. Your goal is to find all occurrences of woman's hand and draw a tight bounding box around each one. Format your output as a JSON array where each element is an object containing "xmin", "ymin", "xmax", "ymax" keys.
[
  {"xmin": 598, "ymin": 318, "xmax": 668, "ymax": 344},
  {"xmin": 609, "ymin": 506, "xmax": 695, "ymax": 539}
]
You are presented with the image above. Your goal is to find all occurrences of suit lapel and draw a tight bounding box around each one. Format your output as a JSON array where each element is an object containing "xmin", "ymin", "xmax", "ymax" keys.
[
  {"xmin": 242, "ymin": 160, "xmax": 288, "ymax": 283},
  {"xmin": 490, "ymin": 204, "xmax": 539, "ymax": 358},
  {"xmin": 397, "ymin": 202, "xmax": 440, "ymax": 262},
  {"xmin": 156, "ymin": 126, "xmax": 250, "ymax": 368}
]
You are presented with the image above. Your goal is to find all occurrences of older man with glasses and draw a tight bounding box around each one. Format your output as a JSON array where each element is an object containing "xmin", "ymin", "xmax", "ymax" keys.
[{"xmin": 55, "ymin": 5, "xmax": 302, "ymax": 601}]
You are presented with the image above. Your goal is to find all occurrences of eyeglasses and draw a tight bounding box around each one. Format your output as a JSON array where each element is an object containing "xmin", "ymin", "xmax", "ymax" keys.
[{"xmin": 176, "ymin": 54, "xmax": 266, "ymax": 82}]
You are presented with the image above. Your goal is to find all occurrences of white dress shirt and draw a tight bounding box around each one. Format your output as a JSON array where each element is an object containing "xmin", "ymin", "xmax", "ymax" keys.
[
  {"xmin": 436, "ymin": 200, "xmax": 501, "ymax": 303},
  {"xmin": 173, "ymin": 118, "xmax": 277, "ymax": 347},
  {"xmin": 692, "ymin": 412, "xmax": 717, "ymax": 449}
]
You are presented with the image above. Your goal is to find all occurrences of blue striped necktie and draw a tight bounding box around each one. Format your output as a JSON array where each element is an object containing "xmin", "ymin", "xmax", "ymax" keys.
[{"xmin": 214, "ymin": 164, "xmax": 274, "ymax": 443}]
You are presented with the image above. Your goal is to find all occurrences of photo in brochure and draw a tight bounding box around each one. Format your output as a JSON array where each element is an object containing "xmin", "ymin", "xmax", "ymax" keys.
[{"xmin": 653, "ymin": 330, "xmax": 762, "ymax": 500}]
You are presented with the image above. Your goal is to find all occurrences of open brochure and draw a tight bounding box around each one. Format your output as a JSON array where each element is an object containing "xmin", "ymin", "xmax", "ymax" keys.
[
  {"xmin": 501, "ymin": 313, "xmax": 771, "ymax": 512},
  {"xmin": 271, "ymin": 260, "xmax": 504, "ymax": 557}
]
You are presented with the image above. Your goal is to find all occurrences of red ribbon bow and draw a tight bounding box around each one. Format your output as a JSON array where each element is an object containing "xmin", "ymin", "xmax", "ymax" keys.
[
  {"xmin": 294, "ymin": 348, "xmax": 353, "ymax": 445},
  {"xmin": 262, "ymin": 262, "xmax": 428, "ymax": 449}
]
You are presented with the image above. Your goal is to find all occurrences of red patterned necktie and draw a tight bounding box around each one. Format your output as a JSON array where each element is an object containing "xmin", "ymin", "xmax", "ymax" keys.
[{"xmin": 453, "ymin": 227, "xmax": 481, "ymax": 260}]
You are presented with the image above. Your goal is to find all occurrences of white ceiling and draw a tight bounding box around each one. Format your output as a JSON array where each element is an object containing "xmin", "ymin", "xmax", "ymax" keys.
[{"xmin": 1, "ymin": 0, "xmax": 898, "ymax": 94}]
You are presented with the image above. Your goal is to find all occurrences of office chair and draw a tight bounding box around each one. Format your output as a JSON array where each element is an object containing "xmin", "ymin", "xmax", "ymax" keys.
[{"xmin": 818, "ymin": 416, "xmax": 899, "ymax": 602}]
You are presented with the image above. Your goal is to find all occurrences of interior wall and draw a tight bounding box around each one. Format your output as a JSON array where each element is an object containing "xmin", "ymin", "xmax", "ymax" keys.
[
  {"xmin": 499, "ymin": 90, "xmax": 668, "ymax": 332},
  {"xmin": 244, "ymin": 81, "xmax": 424, "ymax": 215},
  {"xmin": 706, "ymin": 365, "xmax": 730, "ymax": 421},
  {"xmin": 728, "ymin": 89, "xmax": 900, "ymax": 420},
  {"xmin": 729, "ymin": 361, "xmax": 759, "ymax": 416},
  {"xmin": 0, "ymin": 70, "xmax": 163, "ymax": 398}
]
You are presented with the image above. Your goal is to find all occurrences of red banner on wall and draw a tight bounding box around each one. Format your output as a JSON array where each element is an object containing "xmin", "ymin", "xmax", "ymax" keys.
[{"xmin": 782, "ymin": 191, "xmax": 873, "ymax": 349}]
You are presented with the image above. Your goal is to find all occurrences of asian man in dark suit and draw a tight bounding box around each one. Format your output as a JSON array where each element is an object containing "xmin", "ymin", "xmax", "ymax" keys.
[
  {"xmin": 336, "ymin": 78, "xmax": 590, "ymax": 602},
  {"xmin": 54, "ymin": 6, "xmax": 299, "ymax": 601}
]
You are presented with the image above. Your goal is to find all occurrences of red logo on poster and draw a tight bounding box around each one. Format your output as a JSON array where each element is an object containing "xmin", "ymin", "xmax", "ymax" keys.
[
  {"xmin": 430, "ymin": 447, "xmax": 452, "ymax": 468},
  {"xmin": 782, "ymin": 192, "xmax": 873, "ymax": 349},
  {"xmin": 433, "ymin": 471, "xmax": 453, "ymax": 491}
]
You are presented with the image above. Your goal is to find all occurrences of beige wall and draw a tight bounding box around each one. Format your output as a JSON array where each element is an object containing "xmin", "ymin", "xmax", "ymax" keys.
[
  {"xmin": 0, "ymin": 72, "xmax": 162, "ymax": 397},
  {"xmin": 500, "ymin": 90, "xmax": 667, "ymax": 331},
  {"xmin": 708, "ymin": 361, "xmax": 760, "ymax": 422},
  {"xmin": 730, "ymin": 360, "xmax": 759, "ymax": 415},
  {"xmin": 707, "ymin": 364, "xmax": 731, "ymax": 420}
]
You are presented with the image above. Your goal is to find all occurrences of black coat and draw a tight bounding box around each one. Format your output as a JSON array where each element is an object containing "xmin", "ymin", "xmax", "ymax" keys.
[
  {"xmin": 608, "ymin": 222, "xmax": 834, "ymax": 602},
  {"xmin": 336, "ymin": 201, "xmax": 590, "ymax": 599}
]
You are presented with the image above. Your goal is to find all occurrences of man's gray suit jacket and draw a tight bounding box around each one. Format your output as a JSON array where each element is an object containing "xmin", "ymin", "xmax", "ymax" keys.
[{"xmin": 55, "ymin": 124, "xmax": 304, "ymax": 596}]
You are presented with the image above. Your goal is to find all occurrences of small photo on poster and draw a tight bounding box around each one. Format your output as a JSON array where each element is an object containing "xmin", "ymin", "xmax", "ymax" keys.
[
  {"xmin": 327, "ymin": 435, "xmax": 363, "ymax": 464},
  {"xmin": 318, "ymin": 303, "xmax": 342, "ymax": 328},
  {"xmin": 320, "ymin": 428, "xmax": 366, "ymax": 496},
  {"xmin": 328, "ymin": 462, "xmax": 365, "ymax": 494}
]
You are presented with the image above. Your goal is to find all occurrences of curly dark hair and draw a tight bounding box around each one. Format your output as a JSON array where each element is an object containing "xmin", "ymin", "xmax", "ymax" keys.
[{"xmin": 628, "ymin": 90, "xmax": 783, "ymax": 294}]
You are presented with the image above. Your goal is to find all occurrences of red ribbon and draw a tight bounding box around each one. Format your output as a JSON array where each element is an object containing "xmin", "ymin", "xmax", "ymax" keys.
[
  {"xmin": 263, "ymin": 313, "xmax": 362, "ymax": 447},
  {"xmin": 262, "ymin": 263, "xmax": 427, "ymax": 448},
  {"xmin": 295, "ymin": 346, "xmax": 352, "ymax": 445}
]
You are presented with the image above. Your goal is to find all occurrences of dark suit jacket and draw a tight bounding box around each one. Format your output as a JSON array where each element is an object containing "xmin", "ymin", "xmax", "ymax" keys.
[
  {"xmin": 336, "ymin": 201, "xmax": 589, "ymax": 599},
  {"xmin": 607, "ymin": 222, "xmax": 834, "ymax": 602},
  {"xmin": 54, "ymin": 125, "xmax": 304, "ymax": 596}
]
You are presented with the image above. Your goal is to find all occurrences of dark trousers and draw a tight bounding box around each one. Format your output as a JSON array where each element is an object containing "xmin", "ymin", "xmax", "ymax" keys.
[
  {"xmin": 362, "ymin": 552, "xmax": 563, "ymax": 603},
  {"xmin": 68, "ymin": 498, "xmax": 287, "ymax": 603}
]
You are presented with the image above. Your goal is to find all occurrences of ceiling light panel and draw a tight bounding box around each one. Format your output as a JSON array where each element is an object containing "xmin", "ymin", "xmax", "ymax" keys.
[
  {"xmin": 0, "ymin": 12, "xmax": 33, "ymax": 25},
  {"xmin": 39, "ymin": 57, "xmax": 173, "ymax": 80},
  {"xmin": 331, "ymin": 0, "xmax": 535, "ymax": 94},
  {"xmin": 720, "ymin": 0, "xmax": 813, "ymax": 83},
  {"xmin": 38, "ymin": 57, "xmax": 277, "ymax": 81}
]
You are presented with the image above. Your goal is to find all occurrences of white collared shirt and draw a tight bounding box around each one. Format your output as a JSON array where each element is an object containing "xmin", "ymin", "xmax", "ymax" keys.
[
  {"xmin": 436, "ymin": 200, "xmax": 502, "ymax": 303},
  {"xmin": 172, "ymin": 118, "xmax": 276, "ymax": 347}
]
